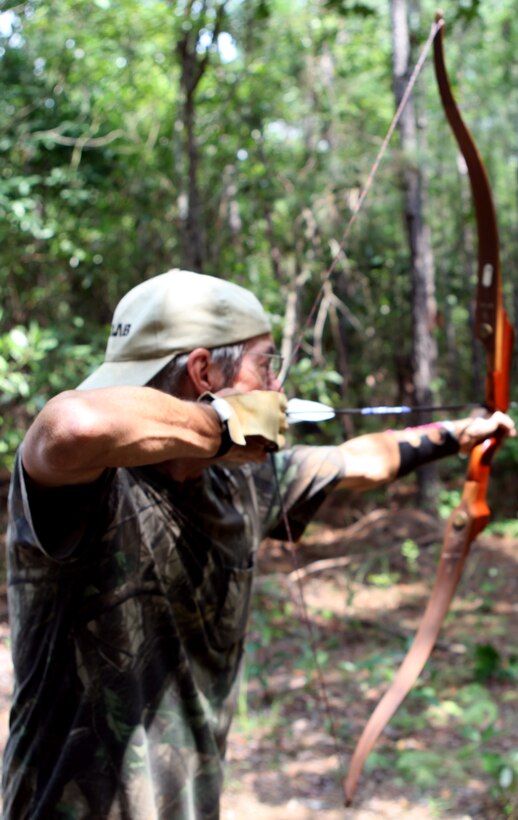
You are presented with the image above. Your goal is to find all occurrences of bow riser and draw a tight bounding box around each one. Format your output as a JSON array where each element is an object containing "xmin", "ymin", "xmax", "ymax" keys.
[{"xmin": 484, "ymin": 316, "xmax": 514, "ymax": 411}]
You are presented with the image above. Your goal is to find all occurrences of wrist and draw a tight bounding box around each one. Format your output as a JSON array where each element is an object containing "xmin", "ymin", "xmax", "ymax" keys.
[
  {"xmin": 198, "ymin": 393, "xmax": 235, "ymax": 457},
  {"xmin": 441, "ymin": 420, "xmax": 457, "ymax": 440},
  {"xmin": 450, "ymin": 418, "xmax": 476, "ymax": 455}
]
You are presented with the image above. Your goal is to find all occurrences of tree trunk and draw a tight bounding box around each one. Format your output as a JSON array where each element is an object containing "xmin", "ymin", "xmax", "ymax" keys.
[
  {"xmin": 390, "ymin": 0, "xmax": 438, "ymax": 509},
  {"xmin": 177, "ymin": 37, "xmax": 206, "ymax": 271},
  {"xmin": 175, "ymin": 3, "xmax": 227, "ymax": 271}
]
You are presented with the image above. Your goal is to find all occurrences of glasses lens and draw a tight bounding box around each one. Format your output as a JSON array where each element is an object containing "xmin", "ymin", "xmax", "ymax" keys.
[
  {"xmin": 264, "ymin": 353, "xmax": 283, "ymax": 378},
  {"xmin": 248, "ymin": 353, "xmax": 283, "ymax": 379},
  {"xmin": 273, "ymin": 354, "xmax": 284, "ymax": 377}
]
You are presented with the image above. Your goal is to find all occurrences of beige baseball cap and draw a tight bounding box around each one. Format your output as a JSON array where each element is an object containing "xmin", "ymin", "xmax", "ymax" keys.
[{"xmin": 77, "ymin": 269, "xmax": 271, "ymax": 390}]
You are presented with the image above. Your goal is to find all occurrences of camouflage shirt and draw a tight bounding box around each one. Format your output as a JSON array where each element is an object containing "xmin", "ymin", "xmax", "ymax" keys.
[{"xmin": 3, "ymin": 445, "xmax": 346, "ymax": 819}]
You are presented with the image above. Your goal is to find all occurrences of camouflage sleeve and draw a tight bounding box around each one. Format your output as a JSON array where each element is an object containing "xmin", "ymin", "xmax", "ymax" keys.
[
  {"xmin": 10, "ymin": 448, "xmax": 114, "ymax": 561},
  {"xmin": 254, "ymin": 445, "xmax": 347, "ymax": 541}
]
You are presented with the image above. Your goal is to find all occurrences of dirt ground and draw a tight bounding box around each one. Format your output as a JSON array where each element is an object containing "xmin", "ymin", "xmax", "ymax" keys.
[
  {"xmin": 220, "ymin": 505, "xmax": 518, "ymax": 819},
  {"xmin": 0, "ymin": 498, "xmax": 517, "ymax": 818}
]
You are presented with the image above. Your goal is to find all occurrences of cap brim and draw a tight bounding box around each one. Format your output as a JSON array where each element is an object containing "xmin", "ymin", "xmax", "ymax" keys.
[{"xmin": 76, "ymin": 353, "xmax": 177, "ymax": 391}]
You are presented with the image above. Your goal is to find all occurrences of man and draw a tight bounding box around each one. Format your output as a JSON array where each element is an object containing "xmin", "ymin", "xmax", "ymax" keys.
[{"xmin": 3, "ymin": 269, "xmax": 514, "ymax": 819}]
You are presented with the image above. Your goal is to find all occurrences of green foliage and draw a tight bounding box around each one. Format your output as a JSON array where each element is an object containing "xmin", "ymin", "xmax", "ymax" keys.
[
  {"xmin": 0, "ymin": 318, "xmax": 105, "ymax": 469},
  {"xmin": 400, "ymin": 538, "xmax": 420, "ymax": 573},
  {"xmin": 472, "ymin": 643, "xmax": 502, "ymax": 682},
  {"xmin": 455, "ymin": 683, "xmax": 500, "ymax": 738},
  {"xmin": 324, "ymin": 0, "xmax": 377, "ymax": 17},
  {"xmin": 366, "ymin": 570, "xmax": 400, "ymax": 588},
  {"xmin": 1, "ymin": 0, "xmax": 518, "ymax": 480},
  {"xmin": 487, "ymin": 519, "xmax": 518, "ymax": 538},
  {"xmin": 396, "ymin": 749, "xmax": 463, "ymax": 789},
  {"xmin": 482, "ymin": 749, "xmax": 518, "ymax": 817},
  {"xmin": 438, "ymin": 488, "xmax": 462, "ymax": 520}
]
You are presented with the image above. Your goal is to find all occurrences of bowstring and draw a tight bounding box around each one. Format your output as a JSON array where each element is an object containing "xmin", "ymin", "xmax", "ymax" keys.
[
  {"xmin": 271, "ymin": 15, "xmax": 442, "ymax": 783},
  {"xmin": 281, "ymin": 17, "xmax": 441, "ymax": 385},
  {"xmin": 270, "ymin": 453, "xmax": 346, "ymax": 775}
]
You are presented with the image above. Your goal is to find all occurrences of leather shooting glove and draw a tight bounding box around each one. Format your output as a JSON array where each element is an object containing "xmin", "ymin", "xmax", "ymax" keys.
[{"xmin": 200, "ymin": 391, "xmax": 288, "ymax": 455}]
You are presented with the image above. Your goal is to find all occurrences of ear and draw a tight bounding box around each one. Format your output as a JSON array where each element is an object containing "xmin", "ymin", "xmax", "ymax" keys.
[{"xmin": 185, "ymin": 348, "xmax": 222, "ymax": 396}]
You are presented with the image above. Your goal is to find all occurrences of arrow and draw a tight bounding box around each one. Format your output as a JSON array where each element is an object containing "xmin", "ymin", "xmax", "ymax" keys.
[{"xmin": 285, "ymin": 398, "xmax": 517, "ymax": 424}]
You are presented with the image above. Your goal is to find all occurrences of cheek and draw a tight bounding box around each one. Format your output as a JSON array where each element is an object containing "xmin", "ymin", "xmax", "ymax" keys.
[
  {"xmin": 231, "ymin": 372, "xmax": 263, "ymax": 392},
  {"xmin": 231, "ymin": 369, "xmax": 282, "ymax": 393},
  {"xmin": 230, "ymin": 362, "xmax": 266, "ymax": 392}
]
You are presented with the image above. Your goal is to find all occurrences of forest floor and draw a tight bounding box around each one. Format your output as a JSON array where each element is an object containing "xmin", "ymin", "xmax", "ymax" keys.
[
  {"xmin": 220, "ymin": 496, "xmax": 518, "ymax": 820},
  {"xmin": 0, "ymin": 486, "xmax": 517, "ymax": 818}
]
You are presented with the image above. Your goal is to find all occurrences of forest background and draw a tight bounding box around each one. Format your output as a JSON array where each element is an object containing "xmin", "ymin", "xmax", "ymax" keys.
[
  {"xmin": 2, "ymin": 0, "xmax": 518, "ymax": 472},
  {"xmin": 1, "ymin": 0, "xmax": 518, "ymax": 816}
]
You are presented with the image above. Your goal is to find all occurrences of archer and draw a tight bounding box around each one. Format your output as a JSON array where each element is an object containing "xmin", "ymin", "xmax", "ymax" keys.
[{"xmin": 3, "ymin": 268, "xmax": 514, "ymax": 819}]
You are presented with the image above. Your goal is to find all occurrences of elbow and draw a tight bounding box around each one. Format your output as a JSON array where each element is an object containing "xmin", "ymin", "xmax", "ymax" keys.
[{"xmin": 25, "ymin": 391, "xmax": 105, "ymax": 477}]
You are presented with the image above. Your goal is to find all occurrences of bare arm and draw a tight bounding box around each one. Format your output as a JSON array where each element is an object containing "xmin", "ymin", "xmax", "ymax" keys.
[
  {"xmin": 22, "ymin": 386, "xmax": 223, "ymax": 487},
  {"xmin": 336, "ymin": 412, "xmax": 516, "ymax": 491}
]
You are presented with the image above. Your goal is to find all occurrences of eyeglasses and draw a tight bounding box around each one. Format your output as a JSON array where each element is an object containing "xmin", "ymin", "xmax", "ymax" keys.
[{"xmin": 246, "ymin": 352, "xmax": 284, "ymax": 382}]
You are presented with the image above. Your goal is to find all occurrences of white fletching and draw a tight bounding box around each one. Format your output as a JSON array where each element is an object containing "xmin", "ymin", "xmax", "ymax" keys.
[{"xmin": 286, "ymin": 398, "xmax": 336, "ymax": 424}]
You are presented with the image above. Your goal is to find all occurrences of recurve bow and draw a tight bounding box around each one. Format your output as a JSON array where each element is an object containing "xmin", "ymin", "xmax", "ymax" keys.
[{"xmin": 343, "ymin": 12, "xmax": 514, "ymax": 805}]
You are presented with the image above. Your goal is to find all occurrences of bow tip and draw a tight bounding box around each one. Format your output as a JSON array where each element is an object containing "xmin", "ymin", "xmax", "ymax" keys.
[{"xmin": 343, "ymin": 776, "xmax": 357, "ymax": 808}]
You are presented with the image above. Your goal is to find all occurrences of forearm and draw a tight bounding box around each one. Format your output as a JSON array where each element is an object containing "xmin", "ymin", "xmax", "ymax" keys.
[
  {"xmin": 393, "ymin": 421, "xmax": 459, "ymax": 478},
  {"xmin": 336, "ymin": 421, "xmax": 459, "ymax": 491},
  {"xmin": 335, "ymin": 412, "xmax": 515, "ymax": 491},
  {"xmin": 392, "ymin": 414, "xmax": 513, "ymax": 477},
  {"xmin": 336, "ymin": 432, "xmax": 401, "ymax": 491},
  {"xmin": 22, "ymin": 386, "xmax": 221, "ymax": 487}
]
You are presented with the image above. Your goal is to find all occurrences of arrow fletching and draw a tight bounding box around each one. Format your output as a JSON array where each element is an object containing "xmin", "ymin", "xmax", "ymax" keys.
[{"xmin": 286, "ymin": 398, "xmax": 336, "ymax": 424}]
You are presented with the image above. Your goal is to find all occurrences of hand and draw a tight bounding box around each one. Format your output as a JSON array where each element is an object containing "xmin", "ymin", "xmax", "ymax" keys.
[
  {"xmin": 453, "ymin": 410, "xmax": 516, "ymax": 455},
  {"xmin": 214, "ymin": 390, "xmax": 288, "ymax": 456}
]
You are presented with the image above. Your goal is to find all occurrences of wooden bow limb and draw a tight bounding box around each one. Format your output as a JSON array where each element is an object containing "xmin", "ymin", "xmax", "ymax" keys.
[
  {"xmin": 433, "ymin": 14, "xmax": 514, "ymax": 415},
  {"xmin": 343, "ymin": 12, "xmax": 514, "ymax": 806},
  {"xmin": 343, "ymin": 439, "xmax": 493, "ymax": 804}
]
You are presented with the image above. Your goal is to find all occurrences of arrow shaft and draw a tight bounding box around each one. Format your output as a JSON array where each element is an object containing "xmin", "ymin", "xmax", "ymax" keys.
[{"xmin": 287, "ymin": 400, "xmax": 518, "ymax": 423}]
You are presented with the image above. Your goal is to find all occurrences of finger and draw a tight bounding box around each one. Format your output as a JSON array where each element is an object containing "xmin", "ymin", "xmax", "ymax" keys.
[{"xmin": 487, "ymin": 411, "xmax": 515, "ymax": 437}]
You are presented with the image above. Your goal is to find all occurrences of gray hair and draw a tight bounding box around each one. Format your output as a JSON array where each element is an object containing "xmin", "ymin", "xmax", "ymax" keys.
[{"xmin": 146, "ymin": 342, "xmax": 248, "ymax": 395}]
